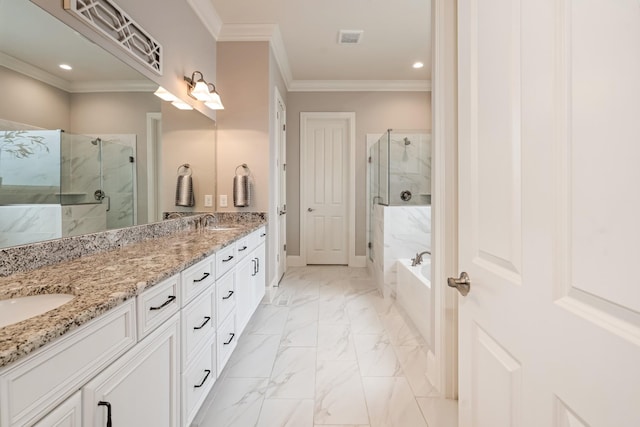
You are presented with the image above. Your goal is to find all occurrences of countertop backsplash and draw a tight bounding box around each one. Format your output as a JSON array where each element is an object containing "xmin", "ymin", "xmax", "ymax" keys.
[{"xmin": 0, "ymin": 212, "xmax": 266, "ymax": 277}]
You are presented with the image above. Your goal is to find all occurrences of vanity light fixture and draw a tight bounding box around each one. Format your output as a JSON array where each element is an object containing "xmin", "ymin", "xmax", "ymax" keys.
[
  {"xmin": 184, "ymin": 71, "xmax": 224, "ymax": 110},
  {"xmin": 153, "ymin": 86, "xmax": 178, "ymax": 102},
  {"xmin": 204, "ymin": 83, "xmax": 224, "ymax": 110},
  {"xmin": 171, "ymin": 100, "xmax": 194, "ymax": 110},
  {"xmin": 59, "ymin": 64, "xmax": 72, "ymax": 70}
]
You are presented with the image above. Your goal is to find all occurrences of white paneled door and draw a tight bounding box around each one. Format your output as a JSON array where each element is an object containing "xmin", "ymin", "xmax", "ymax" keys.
[
  {"xmin": 457, "ymin": 0, "xmax": 640, "ymax": 425},
  {"xmin": 276, "ymin": 93, "xmax": 287, "ymax": 282},
  {"xmin": 302, "ymin": 113, "xmax": 353, "ymax": 265}
]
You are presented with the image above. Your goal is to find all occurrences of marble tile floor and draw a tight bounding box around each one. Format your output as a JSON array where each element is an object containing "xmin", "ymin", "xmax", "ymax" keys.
[{"xmin": 193, "ymin": 266, "xmax": 458, "ymax": 427}]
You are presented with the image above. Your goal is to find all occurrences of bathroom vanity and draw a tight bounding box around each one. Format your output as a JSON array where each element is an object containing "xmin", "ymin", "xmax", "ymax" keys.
[{"xmin": 0, "ymin": 217, "xmax": 266, "ymax": 427}]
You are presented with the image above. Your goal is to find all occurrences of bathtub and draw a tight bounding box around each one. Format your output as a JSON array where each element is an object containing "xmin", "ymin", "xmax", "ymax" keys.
[{"xmin": 396, "ymin": 258, "xmax": 434, "ymax": 349}]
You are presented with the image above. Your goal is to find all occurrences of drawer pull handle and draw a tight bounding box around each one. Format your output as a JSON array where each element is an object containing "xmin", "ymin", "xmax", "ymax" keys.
[
  {"xmin": 260, "ymin": 233, "xmax": 266, "ymax": 237},
  {"xmin": 193, "ymin": 316, "xmax": 211, "ymax": 330},
  {"xmin": 194, "ymin": 369, "xmax": 211, "ymax": 388},
  {"xmin": 149, "ymin": 295, "xmax": 176, "ymax": 311},
  {"xmin": 222, "ymin": 255, "xmax": 234, "ymax": 262},
  {"xmin": 98, "ymin": 401, "xmax": 113, "ymax": 427},
  {"xmin": 223, "ymin": 332, "xmax": 235, "ymax": 345},
  {"xmin": 222, "ymin": 290, "xmax": 234, "ymax": 300},
  {"xmin": 238, "ymin": 245, "xmax": 248, "ymax": 251},
  {"xmin": 193, "ymin": 272, "xmax": 210, "ymax": 283}
]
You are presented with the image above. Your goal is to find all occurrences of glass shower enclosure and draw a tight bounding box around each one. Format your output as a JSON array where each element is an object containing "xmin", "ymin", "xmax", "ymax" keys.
[
  {"xmin": 368, "ymin": 129, "xmax": 432, "ymax": 260},
  {"xmin": 0, "ymin": 129, "xmax": 135, "ymax": 247}
]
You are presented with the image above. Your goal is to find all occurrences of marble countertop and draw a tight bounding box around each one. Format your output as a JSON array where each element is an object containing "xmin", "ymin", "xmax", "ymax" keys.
[{"xmin": 0, "ymin": 220, "xmax": 265, "ymax": 369}]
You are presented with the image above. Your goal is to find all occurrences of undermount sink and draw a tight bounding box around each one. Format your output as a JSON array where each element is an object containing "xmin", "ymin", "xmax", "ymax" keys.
[{"xmin": 0, "ymin": 294, "xmax": 75, "ymax": 328}]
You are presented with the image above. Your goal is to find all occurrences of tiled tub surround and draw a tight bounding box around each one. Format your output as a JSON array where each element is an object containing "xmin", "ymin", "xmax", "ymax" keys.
[
  {"xmin": 371, "ymin": 205, "xmax": 431, "ymax": 297},
  {"xmin": 0, "ymin": 213, "xmax": 266, "ymax": 368}
]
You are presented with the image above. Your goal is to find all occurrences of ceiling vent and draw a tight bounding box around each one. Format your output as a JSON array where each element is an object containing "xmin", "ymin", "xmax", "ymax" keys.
[{"xmin": 338, "ymin": 30, "xmax": 363, "ymax": 45}]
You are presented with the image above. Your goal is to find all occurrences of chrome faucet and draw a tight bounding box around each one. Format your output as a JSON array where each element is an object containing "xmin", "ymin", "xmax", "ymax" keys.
[
  {"xmin": 411, "ymin": 250, "xmax": 431, "ymax": 266},
  {"xmin": 198, "ymin": 213, "xmax": 217, "ymax": 230}
]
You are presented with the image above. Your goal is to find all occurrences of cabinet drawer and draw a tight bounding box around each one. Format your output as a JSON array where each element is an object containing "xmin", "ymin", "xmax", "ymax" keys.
[
  {"xmin": 181, "ymin": 287, "xmax": 216, "ymax": 370},
  {"xmin": 181, "ymin": 255, "xmax": 215, "ymax": 306},
  {"xmin": 182, "ymin": 336, "xmax": 216, "ymax": 427},
  {"xmin": 137, "ymin": 274, "xmax": 180, "ymax": 339},
  {"xmin": 216, "ymin": 312, "xmax": 237, "ymax": 374},
  {"xmin": 215, "ymin": 270, "xmax": 236, "ymax": 328},
  {"xmin": 253, "ymin": 226, "xmax": 267, "ymax": 246},
  {"xmin": 215, "ymin": 244, "xmax": 237, "ymax": 279},
  {"xmin": 235, "ymin": 236, "xmax": 251, "ymax": 260},
  {"xmin": 0, "ymin": 301, "xmax": 135, "ymax": 427}
]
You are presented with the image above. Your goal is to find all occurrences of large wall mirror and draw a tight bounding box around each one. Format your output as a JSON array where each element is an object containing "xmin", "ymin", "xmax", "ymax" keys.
[{"xmin": 0, "ymin": 1, "xmax": 216, "ymax": 250}]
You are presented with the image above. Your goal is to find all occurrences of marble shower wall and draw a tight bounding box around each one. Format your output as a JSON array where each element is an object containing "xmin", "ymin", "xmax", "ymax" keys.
[
  {"xmin": 0, "ymin": 205, "xmax": 62, "ymax": 247},
  {"xmin": 371, "ymin": 205, "xmax": 431, "ymax": 297},
  {"xmin": 388, "ymin": 132, "xmax": 431, "ymax": 206}
]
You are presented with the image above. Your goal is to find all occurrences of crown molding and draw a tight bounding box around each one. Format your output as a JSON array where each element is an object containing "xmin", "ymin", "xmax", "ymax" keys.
[
  {"xmin": 0, "ymin": 52, "xmax": 155, "ymax": 93},
  {"xmin": 186, "ymin": 0, "xmax": 223, "ymax": 40},
  {"xmin": 0, "ymin": 51, "xmax": 71, "ymax": 92},
  {"xmin": 288, "ymin": 79, "xmax": 432, "ymax": 92}
]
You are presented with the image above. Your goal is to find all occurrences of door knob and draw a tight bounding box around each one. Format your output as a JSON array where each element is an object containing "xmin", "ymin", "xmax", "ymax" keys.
[
  {"xmin": 447, "ymin": 272, "xmax": 471, "ymax": 296},
  {"xmin": 307, "ymin": 208, "xmax": 314, "ymax": 212}
]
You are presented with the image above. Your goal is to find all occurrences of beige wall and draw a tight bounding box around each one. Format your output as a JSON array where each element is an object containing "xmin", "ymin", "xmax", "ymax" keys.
[
  {"xmin": 286, "ymin": 91, "xmax": 431, "ymax": 256},
  {"xmin": 216, "ymin": 42, "xmax": 270, "ymax": 213},
  {"xmin": 161, "ymin": 103, "xmax": 217, "ymax": 213},
  {"xmin": 69, "ymin": 92, "xmax": 161, "ymax": 222},
  {"xmin": 0, "ymin": 66, "xmax": 70, "ymax": 130}
]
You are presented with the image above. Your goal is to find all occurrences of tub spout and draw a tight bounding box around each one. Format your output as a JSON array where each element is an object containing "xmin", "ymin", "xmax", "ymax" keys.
[{"xmin": 411, "ymin": 250, "xmax": 431, "ymax": 266}]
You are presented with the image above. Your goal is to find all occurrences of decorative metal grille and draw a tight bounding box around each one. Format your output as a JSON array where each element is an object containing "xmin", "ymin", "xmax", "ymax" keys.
[{"xmin": 64, "ymin": 0, "xmax": 162, "ymax": 75}]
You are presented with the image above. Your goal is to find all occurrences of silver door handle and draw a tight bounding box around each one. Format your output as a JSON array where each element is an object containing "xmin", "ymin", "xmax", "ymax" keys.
[
  {"xmin": 447, "ymin": 272, "xmax": 470, "ymax": 296},
  {"xmin": 307, "ymin": 208, "xmax": 314, "ymax": 212}
]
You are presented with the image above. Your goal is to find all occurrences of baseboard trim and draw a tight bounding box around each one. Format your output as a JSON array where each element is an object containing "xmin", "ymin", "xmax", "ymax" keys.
[{"xmin": 349, "ymin": 256, "xmax": 367, "ymax": 268}]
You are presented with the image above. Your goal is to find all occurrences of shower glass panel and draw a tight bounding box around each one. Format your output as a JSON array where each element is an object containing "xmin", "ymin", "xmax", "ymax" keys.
[
  {"xmin": 102, "ymin": 139, "xmax": 135, "ymax": 229},
  {"xmin": 368, "ymin": 129, "xmax": 431, "ymax": 208},
  {"xmin": 0, "ymin": 129, "xmax": 62, "ymax": 204},
  {"xmin": 60, "ymin": 133, "xmax": 101, "ymax": 205}
]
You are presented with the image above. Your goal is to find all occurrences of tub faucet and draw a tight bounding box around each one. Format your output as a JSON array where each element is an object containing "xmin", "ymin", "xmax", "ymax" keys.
[{"xmin": 411, "ymin": 250, "xmax": 431, "ymax": 266}]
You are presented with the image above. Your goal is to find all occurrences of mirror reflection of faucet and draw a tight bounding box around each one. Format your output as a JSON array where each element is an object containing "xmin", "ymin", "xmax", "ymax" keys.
[{"xmin": 411, "ymin": 250, "xmax": 431, "ymax": 266}]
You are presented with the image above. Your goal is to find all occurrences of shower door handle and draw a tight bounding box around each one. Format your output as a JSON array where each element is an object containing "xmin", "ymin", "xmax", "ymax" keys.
[{"xmin": 447, "ymin": 272, "xmax": 471, "ymax": 296}]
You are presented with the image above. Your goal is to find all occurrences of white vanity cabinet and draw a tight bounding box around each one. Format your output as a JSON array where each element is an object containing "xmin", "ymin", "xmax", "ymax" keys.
[
  {"xmin": 235, "ymin": 227, "xmax": 267, "ymax": 334},
  {"xmin": 32, "ymin": 391, "xmax": 81, "ymax": 427},
  {"xmin": 82, "ymin": 314, "xmax": 180, "ymax": 427},
  {"xmin": 0, "ymin": 301, "xmax": 136, "ymax": 427},
  {"xmin": 179, "ymin": 254, "xmax": 218, "ymax": 427}
]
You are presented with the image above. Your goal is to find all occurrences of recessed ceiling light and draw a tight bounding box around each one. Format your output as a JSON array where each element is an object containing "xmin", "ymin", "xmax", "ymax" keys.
[
  {"xmin": 412, "ymin": 62, "xmax": 424, "ymax": 69},
  {"xmin": 59, "ymin": 64, "xmax": 72, "ymax": 71}
]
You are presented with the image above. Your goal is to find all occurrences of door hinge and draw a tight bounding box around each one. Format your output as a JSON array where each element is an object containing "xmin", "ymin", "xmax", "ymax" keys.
[
  {"xmin": 368, "ymin": 242, "xmax": 372, "ymax": 249},
  {"xmin": 368, "ymin": 156, "xmax": 372, "ymax": 163},
  {"xmin": 284, "ymin": 244, "xmax": 287, "ymax": 251},
  {"xmin": 129, "ymin": 156, "xmax": 135, "ymax": 163},
  {"xmin": 283, "ymin": 163, "xmax": 286, "ymax": 171},
  {"xmin": 283, "ymin": 124, "xmax": 286, "ymax": 131}
]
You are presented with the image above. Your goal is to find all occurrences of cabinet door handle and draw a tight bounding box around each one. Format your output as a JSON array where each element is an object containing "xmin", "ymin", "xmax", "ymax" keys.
[
  {"xmin": 223, "ymin": 332, "xmax": 235, "ymax": 345},
  {"xmin": 256, "ymin": 257, "xmax": 260, "ymax": 272},
  {"xmin": 193, "ymin": 316, "xmax": 211, "ymax": 330},
  {"xmin": 222, "ymin": 290, "xmax": 234, "ymax": 300},
  {"xmin": 193, "ymin": 272, "xmax": 210, "ymax": 283},
  {"xmin": 238, "ymin": 245, "xmax": 248, "ymax": 252},
  {"xmin": 252, "ymin": 259, "xmax": 257, "ymax": 276},
  {"xmin": 194, "ymin": 369, "xmax": 211, "ymax": 388},
  {"xmin": 98, "ymin": 401, "xmax": 113, "ymax": 427},
  {"xmin": 149, "ymin": 295, "xmax": 176, "ymax": 311},
  {"xmin": 222, "ymin": 255, "xmax": 234, "ymax": 262}
]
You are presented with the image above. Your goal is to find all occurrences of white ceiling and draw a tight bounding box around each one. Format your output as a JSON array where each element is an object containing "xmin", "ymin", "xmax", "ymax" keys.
[{"xmin": 206, "ymin": 0, "xmax": 432, "ymax": 90}]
